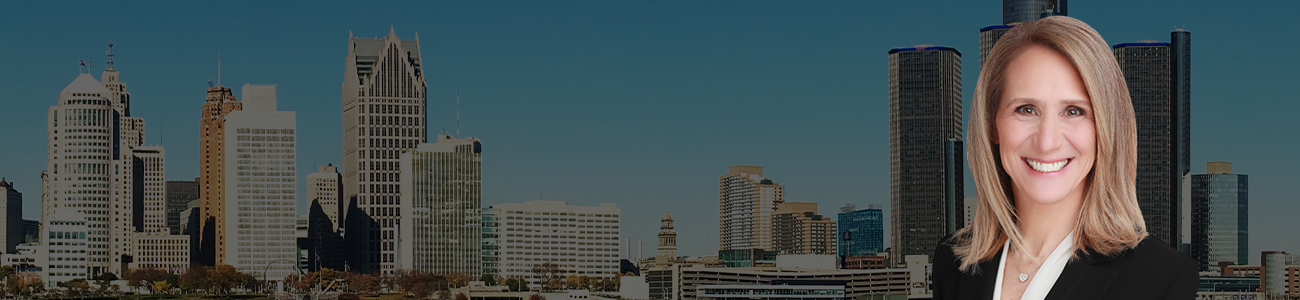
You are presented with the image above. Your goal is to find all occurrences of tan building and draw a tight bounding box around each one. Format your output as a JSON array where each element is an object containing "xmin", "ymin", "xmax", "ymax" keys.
[
  {"xmin": 130, "ymin": 234, "xmax": 189, "ymax": 273},
  {"xmin": 197, "ymin": 84, "xmax": 242, "ymax": 266},
  {"xmin": 719, "ymin": 166, "xmax": 783, "ymax": 252},
  {"xmin": 656, "ymin": 212, "xmax": 677, "ymax": 266},
  {"xmin": 772, "ymin": 202, "xmax": 836, "ymax": 255}
]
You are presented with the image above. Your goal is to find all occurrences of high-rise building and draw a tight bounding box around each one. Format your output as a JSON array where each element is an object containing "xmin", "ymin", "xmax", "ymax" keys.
[
  {"xmin": 166, "ymin": 180, "xmax": 199, "ymax": 235},
  {"xmin": 488, "ymin": 201, "xmax": 621, "ymax": 283},
  {"xmin": 341, "ymin": 27, "xmax": 427, "ymax": 274},
  {"xmin": 197, "ymin": 81, "xmax": 242, "ymax": 267},
  {"xmin": 1191, "ymin": 162, "xmax": 1247, "ymax": 272},
  {"xmin": 838, "ymin": 204, "xmax": 883, "ymax": 257},
  {"xmin": 888, "ymin": 45, "xmax": 964, "ymax": 266},
  {"xmin": 47, "ymin": 55, "xmax": 153, "ymax": 275},
  {"xmin": 1002, "ymin": 0, "xmax": 1067, "ymax": 25},
  {"xmin": 772, "ymin": 202, "xmax": 836, "ymax": 255},
  {"xmin": 307, "ymin": 164, "xmax": 342, "ymax": 230},
  {"xmin": 0, "ymin": 179, "xmax": 23, "ymax": 253},
  {"xmin": 481, "ymin": 207, "xmax": 500, "ymax": 277},
  {"xmin": 719, "ymin": 165, "xmax": 784, "ymax": 252},
  {"xmin": 304, "ymin": 199, "xmax": 345, "ymax": 272},
  {"xmin": 397, "ymin": 135, "xmax": 483, "ymax": 276},
  {"xmin": 23, "ymin": 219, "xmax": 39, "ymax": 243},
  {"xmin": 1112, "ymin": 29, "xmax": 1192, "ymax": 246},
  {"xmin": 221, "ymin": 83, "xmax": 297, "ymax": 280},
  {"xmin": 656, "ymin": 212, "xmax": 677, "ymax": 266},
  {"xmin": 132, "ymin": 146, "xmax": 167, "ymax": 233}
]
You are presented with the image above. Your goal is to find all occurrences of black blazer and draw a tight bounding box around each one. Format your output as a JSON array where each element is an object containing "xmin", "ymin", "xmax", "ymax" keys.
[{"xmin": 932, "ymin": 235, "xmax": 1198, "ymax": 300}]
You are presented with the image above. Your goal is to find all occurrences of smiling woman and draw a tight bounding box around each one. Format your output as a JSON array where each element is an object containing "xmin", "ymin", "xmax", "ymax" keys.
[{"xmin": 931, "ymin": 16, "xmax": 1197, "ymax": 300}]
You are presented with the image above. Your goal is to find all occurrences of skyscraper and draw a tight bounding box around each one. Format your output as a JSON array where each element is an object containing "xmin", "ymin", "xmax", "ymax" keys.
[
  {"xmin": 221, "ymin": 83, "xmax": 297, "ymax": 280},
  {"xmin": 397, "ymin": 135, "xmax": 482, "ymax": 276},
  {"xmin": 772, "ymin": 202, "xmax": 837, "ymax": 255},
  {"xmin": 1191, "ymin": 162, "xmax": 1247, "ymax": 272},
  {"xmin": 888, "ymin": 45, "xmax": 963, "ymax": 266},
  {"xmin": 0, "ymin": 179, "xmax": 24, "ymax": 253},
  {"xmin": 656, "ymin": 211, "xmax": 677, "ymax": 266},
  {"xmin": 307, "ymin": 164, "xmax": 342, "ymax": 230},
  {"xmin": 166, "ymin": 180, "xmax": 199, "ymax": 235},
  {"xmin": 46, "ymin": 47, "xmax": 155, "ymax": 275},
  {"xmin": 980, "ymin": 0, "xmax": 1068, "ymax": 67},
  {"xmin": 837, "ymin": 204, "xmax": 883, "ymax": 257},
  {"xmin": 719, "ymin": 165, "xmax": 784, "ymax": 252},
  {"xmin": 197, "ymin": 81, "xmax": 242, "ymax": 267},
  {"xmin": 1113, "ymin": 29, "xmax": 1192, "ymax": 245},
  {"xmin": 341, "ymin": 27, "xmax": 427, "ymax": 274},
  {"xmin": 132, "ymin": 146, "xmax": 167, "ymax": 233}
]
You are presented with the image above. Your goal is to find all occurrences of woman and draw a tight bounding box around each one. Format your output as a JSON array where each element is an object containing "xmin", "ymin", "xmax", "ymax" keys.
[{"xmin": 931, "ymin": 16, "xmax": 1197, "ymax": 300}]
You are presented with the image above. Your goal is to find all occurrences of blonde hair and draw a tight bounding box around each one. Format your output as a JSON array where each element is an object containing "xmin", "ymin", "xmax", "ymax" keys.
[{"xmin": 953, "ymin": 16, "xmax": 1147, "ymax": 273}]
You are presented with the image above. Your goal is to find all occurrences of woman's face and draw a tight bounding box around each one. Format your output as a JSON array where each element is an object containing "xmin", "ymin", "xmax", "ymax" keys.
[{"xmin": 996, "ymin": 44, "xmax": 1096, "ymax": 207}]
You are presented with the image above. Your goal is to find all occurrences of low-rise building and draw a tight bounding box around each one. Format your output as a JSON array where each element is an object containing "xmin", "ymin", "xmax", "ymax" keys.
[{"xmin": 698, "ymin": 284, "xmax": 844, "ymax": 300}]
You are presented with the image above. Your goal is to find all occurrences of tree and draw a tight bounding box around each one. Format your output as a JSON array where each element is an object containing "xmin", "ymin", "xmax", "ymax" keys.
[
  {"xmin": 456, "ymin": 292, "xmax": 470, "ymax": 300},
  {"xmin": 530, "ymin": 262, "xmax": 564, "ymax": 292},
  {"xmin": 348, "ymin": 272, "xmax": 380, "ymax": 296},
  {"xmin": 480, "ymin": 273, "xmax": 497, "ymax": 286},
  {"xmin": 208, "ymin": 264, "xmax": 244, "ymax": 295},
  {"xmin": 529, "ymin": 293, "xmax": 547, "ymax": 300},
  {"xmin": 444, "ymin": 272, "xmax": 471, "ymax": 288},
  {"xmin": 564, "ymin": 274, "xmax": 581, "ymax": 290},
  {"xmin": 178, "ymin": 266, "xmax": 209, "ymax": 294},
  {"xmin": 59, "ymin": 278, "xmax": 91, "ymax": 298},
  {"xmin": 152, "ymin": 280, "xmax": 172, "ymax": 295},
  {"xmin": 504, "ymin": 277, "xmax": 524, "ymax": 292}
]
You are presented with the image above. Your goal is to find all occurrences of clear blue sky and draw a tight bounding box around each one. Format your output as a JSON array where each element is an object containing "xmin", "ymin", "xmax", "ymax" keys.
[{"xmin": 2, "ymin": 1, "xmax": 1296, "ymax": 263}]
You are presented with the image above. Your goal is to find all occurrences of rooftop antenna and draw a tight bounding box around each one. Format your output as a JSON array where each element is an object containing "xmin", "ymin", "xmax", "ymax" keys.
[
  {"xmin": 456, "ymin": 89, "xmax": 461, "ymax": 138},
  {"xmin": 106, "ymin": 41, "xmax": 115, "ymax": 70},
  {"xmin": 217, "ymin": 50, "xmax": 222, "ymax": 87}
]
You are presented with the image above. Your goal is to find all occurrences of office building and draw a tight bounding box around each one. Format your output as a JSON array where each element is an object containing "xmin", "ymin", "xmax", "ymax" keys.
[
  {"xmin": 979, "ymin": 1, "xmax": 1068, "ymax": 66},
  {"xmin": 1190, "ymin": 162, "xmax": 1248, "ymax": 272},
  {"xmin": 307, "ymin": 164, "xmax": 342, "ymax": 230},
  {"xmin": 304, "ymin": 199, "xmax": 345, "ymax": 272},
  {"xmin": 888, "ymin": 45, "xmax": 964, "ymax": 266},
  {"xmin": 47, "ymin": 55, "xmax": 151, "ymax": 275},
  {"xmin": 482, "ymin": 207, "xmax": 500, "ymax": 277},
  {"xmin": 1112, "ymin": 29, "xmax": 1192, "ymax": 245},
  {"xmin": 23, "ymin": 219, "xmax": 39, "ymax": 243},
  {"xmin": 656, "ymin": 212, "xmax": 677, "ymax": 266},
  {"xmin": 341, "ymin": 27, "xmax": 428, "ymax": 274},
  {"xmin": 646, "ymin": 265, "xmax": 912, "ymax": 300},
  {"xmin": 719, "ymin": 165, "xmax": 784, "ymax": 252},
  {"xmin": 129, "ymin": 234, "xmax": 189, "ymax": 273},
  {"xmin": 489, "ymin": 200, "xmax": 621, "ymax": 283},
  {"xmin": 132, "ymin": 146, "xmax": 167, "ymax": 233},
  {"xmin": 197, "ymin": 81, "xmax": 242, "ymax": 267},
  {"xmin": 0, "ymin": 179, "xmax": 23, "ymax": 253},
  {"xmin": 221, "ymin": 83, "xmax": 298, "ymax": 280},
  {"xmin": 772, "ymin": 202, "xmax": 836, "ymax": 255},
  {"xmin": 838, "ymin": 204, "xmax": 883, "ymax": 257},
  {"xmin": 42, "ymin": 211, "xmax": 90, "ymax": 287},
  {"xmin": 398, "ymin": 135, "xmax": 483, "ymax": 276},
  {"xmin": 166, "ymin": 180, "xmax": 199, "ymax": 235}
]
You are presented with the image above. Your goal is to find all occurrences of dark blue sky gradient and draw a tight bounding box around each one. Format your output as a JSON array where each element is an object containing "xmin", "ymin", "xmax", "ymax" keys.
[{"xmin": 1, "ymin": 1, "xmax": 1296, "ymax": 263}]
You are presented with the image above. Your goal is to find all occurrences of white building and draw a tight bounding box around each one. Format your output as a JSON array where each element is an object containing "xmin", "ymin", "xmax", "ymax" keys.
[
  {"xmin": 222, "ymin": 83, "xmax": 298, "ymax": 280},
  {"xmin": 341, "ymin": 27, "xmax": 428, "ymax": 274},
  {"xmin": 43, "ymin": 211, "xmax": 90, "ymax": 287},
  {"xmin": 719, "ymin": 166, "xmax": 783, "ymax": 252},
  {"xmin": 307, "ymin": 164, "xmax": 342, "ymax": 230},
  {"xmin": 132, "ymin": 146, "xmax": 168, "ymax": 233},
  {"xmin": 398, "ymin": 135, "xmax": 483, "ymax": 276},
  {"xmin": 129, "ymin": 234, "xmax": 189, "ymax": 273},
  {"xmin": 489, "ymin": 200, "xmax": 621, "ymax": 283}
]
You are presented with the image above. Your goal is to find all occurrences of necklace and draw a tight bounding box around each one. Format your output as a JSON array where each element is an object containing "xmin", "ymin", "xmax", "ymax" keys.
[{"xmin": 1011, "ymin": 248, "xmax": 1043, "ymax": 282}]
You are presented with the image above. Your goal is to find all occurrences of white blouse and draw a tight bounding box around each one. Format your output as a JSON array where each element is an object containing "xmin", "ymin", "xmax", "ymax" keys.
[{"xmin": 991, "ymin": 232, "xmax": 1075, "ymax": 300}]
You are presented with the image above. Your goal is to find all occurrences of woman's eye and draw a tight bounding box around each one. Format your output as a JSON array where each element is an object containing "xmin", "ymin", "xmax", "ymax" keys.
[
  {"xmin": 1065, "ymin": 107, "xmax": 1086, "ymax": 116},
  {"xmin": 1015, "ymin": 105, "xmax": 1036, "ymax": 115}
]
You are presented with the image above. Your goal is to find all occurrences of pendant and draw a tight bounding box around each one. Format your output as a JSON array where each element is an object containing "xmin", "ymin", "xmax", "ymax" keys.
[{"xmin": 1018, "ymin": 273, "xmax": 1029, "ymax": 282}]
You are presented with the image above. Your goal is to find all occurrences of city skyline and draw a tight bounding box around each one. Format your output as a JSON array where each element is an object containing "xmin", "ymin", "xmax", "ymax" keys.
[{"xmin": 2, "ymin": 1, "xmax": 1299, "ymax": 263}]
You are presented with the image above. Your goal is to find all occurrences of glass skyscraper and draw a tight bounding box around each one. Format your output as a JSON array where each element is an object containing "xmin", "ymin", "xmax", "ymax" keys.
[
  {"xmin": 1113, "ymin": 29, "xmax": 1193, "ymax": 246},
  {"xmin": 1002, "ymin": 0, "xmax": 1067, "ymax": 25},
  {"xmin": 888, "ymin": 45, "xmax": 963, "ymax": 267},
  {"xmin": 837, "ymin": 204, "xmax": 883, "ymax": 257},
  {"xmin": 1191, "ymin": 162, "xmax": 1248, "ymax": 272}
]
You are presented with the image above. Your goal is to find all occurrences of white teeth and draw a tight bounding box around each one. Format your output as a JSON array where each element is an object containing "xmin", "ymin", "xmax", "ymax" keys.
[{"xmin": 1026, "ymin": 158, "xmax": 1069, "ymax": 173}]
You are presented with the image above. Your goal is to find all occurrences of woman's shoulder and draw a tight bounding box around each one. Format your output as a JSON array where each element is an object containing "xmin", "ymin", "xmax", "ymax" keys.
[{"xmin": 1100, "ymin": 236, "xmax": 1192, "ymax": 270}]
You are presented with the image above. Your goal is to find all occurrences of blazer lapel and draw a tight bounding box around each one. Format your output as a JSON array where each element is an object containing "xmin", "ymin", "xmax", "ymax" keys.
[
  {"xmin": 1042, "ymin": 251, "xmax": 1120, "ymax": 300},
  {"xmin": 963, "ymin": 249, "xmax": 1003, "ymax": 300}
]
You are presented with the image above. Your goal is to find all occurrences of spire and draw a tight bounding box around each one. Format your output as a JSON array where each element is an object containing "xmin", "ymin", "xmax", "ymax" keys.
[
  {"xmin": 349, "ymin": 29, "xmax": 354, "ymax": 39},
  {"xmin": 105, "ymin": 41, "xmax": 115, "ymax": 70},
  {"xmin": 389, "ymin": 25, "xmax": 396, "ymax": 37}
]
